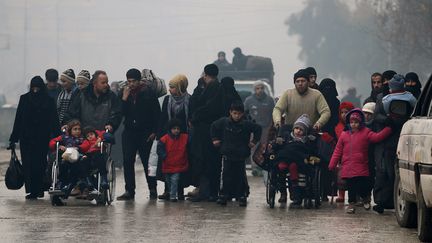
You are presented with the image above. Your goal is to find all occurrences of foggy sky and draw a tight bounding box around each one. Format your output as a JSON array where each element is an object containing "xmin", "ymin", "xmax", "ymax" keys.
[{"xmin": 0, "ymin": 0, "xmax": 305, "ymax": 103}]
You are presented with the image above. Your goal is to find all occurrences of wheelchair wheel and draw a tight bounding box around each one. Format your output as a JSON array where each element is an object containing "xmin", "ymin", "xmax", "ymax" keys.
[
  {"xmin": 313, "ymin": 166, "xmax": 321, "ymax": 208},
  {"xmin": 107, "ymin": 157, "xmax": 116, "ymax": 205},
  {"xmin": 266, "ymin": 170, "xmax": 276, "ymax": 208}
]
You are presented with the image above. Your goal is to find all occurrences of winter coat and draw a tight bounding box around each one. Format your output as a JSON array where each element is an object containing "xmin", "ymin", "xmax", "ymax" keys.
[
  {"xmin": 157, "ymin": 133, "xmax": 189, "ymax": 174},
  {"xmin": 244, "ymin": 93, "xmax": 275, "ymax": 128},
  {"xmin": 382, "ymin": 91, "xmax": 417, "ymax": 115},
  {"xmin": 10, "ymin": 92, "xmax": 61, "ymax": 144},
  {"xmin": 49, "ymin": 135, "xmax": 89, "ymax": 153},
  {"xmin": 120, "ymin": 88, "xmax": 161, "ymax": 133},
  {"xmin": 274, "ymin": 133, "xmax": 316, "ymax": 165},
  {"xmin": 319, "ymin": 79, "xmax": 340, "ymax": 138},
  {"xmin": 65, "ymin": 84, "xmax": 122, "ymax": 131},
  {"xmin": 211, "ymin": 117, "xmax": 262, "ymax": 161},
  {"xmin": 191, "ymin": 80, "xmax": 223, "ymax": 125},
  {"xmin": 329, "ymin": 110, "xmax": 392, "ymax": 179}
]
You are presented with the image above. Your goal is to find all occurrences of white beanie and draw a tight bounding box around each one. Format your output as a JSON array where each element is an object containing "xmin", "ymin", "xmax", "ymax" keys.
[{"xmin": 362, "ymin": 102, "xmax": 376, "ymax": 114}]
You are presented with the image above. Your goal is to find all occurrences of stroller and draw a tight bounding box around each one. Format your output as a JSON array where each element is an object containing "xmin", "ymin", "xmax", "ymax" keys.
[
  {"xmin": 48, "ymin": 130, "xmax": 116, "ymax": 206},
  {"xmin": 252, "ymin": 125, "xmax": 322, "ymax": 209}
]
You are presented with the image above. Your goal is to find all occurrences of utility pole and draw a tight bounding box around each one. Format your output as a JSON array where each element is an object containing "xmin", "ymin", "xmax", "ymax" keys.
[{"xmin": 23, "ymin": 0, "xmax": 28, "ymax": 85}]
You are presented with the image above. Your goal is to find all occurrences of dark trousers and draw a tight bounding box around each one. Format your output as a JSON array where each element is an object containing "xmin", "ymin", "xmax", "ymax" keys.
[
  {"xmin": 346, "ymin": 176, "xmax": 369, "ymax": 204},
  {"xmin": 198, "ymin": 142, "xmax": 221, "ymax": 199},
  {"xmin": 374, "ymin": 149, "xmax": 396, "ymax": 208},
  {"xmin": 122, "ymin": 129, "xmax": 156, "ymax": 195},
  {"xmin": 220, "ymin": 157, "xmax": 247, "ymax": 199},
  {"xmin": 83, "ymin": 152, "xmax": 107, "ymax": 175},
  {"xmin": 20, "ymin": 142, "xmax": 47, "ymax": 195}
]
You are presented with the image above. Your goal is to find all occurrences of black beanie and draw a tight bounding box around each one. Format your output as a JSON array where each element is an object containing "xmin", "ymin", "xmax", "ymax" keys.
[
  {"xmin": 382, "ymin": 70, "xmax": 397, "ymax": 81},
  {"xmin": 221, "ymin": 76, "xmax": 234, "ymax": 87},
  {"xmin": 305, "ymin": 67, "xmax": 317, "ymax": 76},
  {"xmin": 30, "ymin": 76, "xmax": 45, "ymax": 89},
  {"xmin": 405, "ymin": 72, "xmax": 419, "ymax": 83},
  {"xmin": 204, "ymin": 64, "xmax": 219, "ymax": 77},
  {"xmin": 126, "ymin": 68, "xmax": 141, "ymax": 81},
  {"xmin": 293, "ymin": 69, "xmax": 310, "ymax": 82}
]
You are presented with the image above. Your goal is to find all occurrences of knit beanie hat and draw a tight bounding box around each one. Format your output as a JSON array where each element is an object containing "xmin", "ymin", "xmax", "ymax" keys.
[
  {"xmin": 389, "ymin": 74, "xmax": 405, "ymax": 92},
  {"xmin": 293, "ymin": 114, "xmax": 312, "ymax": 134},
  {"xmin": 362, "ymin": 102, "xmax": 376, "ymax": 114},
  {"xmin": 339, "ymin": 101, "xmax": 354, "ymax": 112},
  {"xmin": 204, "ymin": 64, "xmax": 219, "ymax": 77},
  {"xmin": 405, "ymin": 72, "xmax": 419, "ymax": 83},
  {"xmin": 60, "ymin": 69, "xmax": 75, "ymax": 83},
  {"xmin": 169, "ymin": 74, "xmax": 188, "ymax": 94},
  {"xmin": 253, "ymin": 80, "xmax": 266, "ymax": 88},
  {"xmin": 77, "ymin": 70, "xmax": 91, "ymax": 83},
  {"xmin": 126, "ymin": 68, "xmax": 141, "ymax": 81},
  {"xmin": 293, "ymin": 69, "xmax": 310, "ymax": 82},
  {"xmin": 305, "ymin": 67, "xmax": 317, "ymax": 76}
]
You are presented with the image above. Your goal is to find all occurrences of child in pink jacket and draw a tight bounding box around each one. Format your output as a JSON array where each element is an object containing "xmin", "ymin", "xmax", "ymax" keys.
[{"xmin": 329, "ymin": 108, "xmax": 392, "ymax": 214}]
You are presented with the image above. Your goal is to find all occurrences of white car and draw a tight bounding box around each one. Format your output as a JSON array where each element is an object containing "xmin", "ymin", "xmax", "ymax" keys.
[{"xmin": 395, "ymin": 75, "xmax": 432, "ymax": 242}]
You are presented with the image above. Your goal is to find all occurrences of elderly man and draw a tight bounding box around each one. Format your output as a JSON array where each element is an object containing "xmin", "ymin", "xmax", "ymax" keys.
[{"xmin": 273, "ymin": 69, "xmax": 330, "ymax": 130}]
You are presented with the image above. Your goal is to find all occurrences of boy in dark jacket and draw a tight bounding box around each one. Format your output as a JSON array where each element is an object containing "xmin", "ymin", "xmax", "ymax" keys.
[{"xmin": 211, "ymin": 102, "xmax": 262, "ymax": 206}]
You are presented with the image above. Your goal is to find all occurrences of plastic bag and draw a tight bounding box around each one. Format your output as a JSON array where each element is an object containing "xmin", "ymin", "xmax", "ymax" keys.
[
  {"xmin": 62, "ymin": 147, "xmax": 79, "ymax": 163},
  {"xmin": 148, "ymin": 140, "xmax": 158, "ymax": 177},
  {"xmin": 5, "ymin": 148, "xmax": 24, "ymax": 190},
  {"xmin": 141, "ymin": 69, "xmax": 167, "ymax": 98}
]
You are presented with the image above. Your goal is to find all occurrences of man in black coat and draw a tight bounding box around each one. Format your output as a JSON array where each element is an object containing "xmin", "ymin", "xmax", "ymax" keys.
[
  {"xmin": 189, "ymin": 64, "xmax": 224, "ymax": 201},
  {"xmin": 9, "ymin": 76, "xmax": 61, "ymax": 199},
  {"xmin": 116, "ymin": 68, "xmax": 161, "ymax": 200},
  {"xmin": 363, "ymin": 72, "xmax": 383, "ymax": 105},
  {"xmin": 65, "ymin": 70, "xmax": 122, "ymax": 132}
]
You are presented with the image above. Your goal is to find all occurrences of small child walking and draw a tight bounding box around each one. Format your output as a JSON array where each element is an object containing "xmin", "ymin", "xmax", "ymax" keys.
[
  {"xmin": 157, "ymin": 119, "xmax": 189, "ymax": 202},
  {"xmin": 211, "ymin": 101, "xmax": 261, "ymax": 207},
  {"xmin": 329, "ymin": 108, "xmax": 392, "ymax": 213}
]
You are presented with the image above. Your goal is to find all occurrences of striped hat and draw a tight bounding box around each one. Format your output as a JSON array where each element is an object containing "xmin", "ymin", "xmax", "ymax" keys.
[
  {"xmin": 77, "ymin": 70, "xmax": 91, "ymax": 82},
  {"xmin": 60, "ymin": 69, "xmax": 75, "ymax": 83}
]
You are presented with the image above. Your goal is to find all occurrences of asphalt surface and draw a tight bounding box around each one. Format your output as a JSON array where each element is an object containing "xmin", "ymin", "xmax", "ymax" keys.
[{"xmin": 0, "ymin": 160, "xmax": 420, "ymax": 243}]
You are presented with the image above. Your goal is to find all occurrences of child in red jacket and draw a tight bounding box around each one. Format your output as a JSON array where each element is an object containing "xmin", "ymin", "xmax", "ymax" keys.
[
  {"xmin": 329, "ymin": 108, "xmax": 392, "ymax": 213},
  {"xmin": 333, "ymin": 101, "xmax": 355, "ymax": 203},
  {"xmin": 157, "ymin": 119, "xmax": 188, "ymax": 202}
]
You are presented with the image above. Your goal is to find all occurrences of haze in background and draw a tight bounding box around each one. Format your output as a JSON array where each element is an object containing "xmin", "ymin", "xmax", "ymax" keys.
[{"xmin": 0, "ymin": 0, "xmax": 305, "ymax": 104}]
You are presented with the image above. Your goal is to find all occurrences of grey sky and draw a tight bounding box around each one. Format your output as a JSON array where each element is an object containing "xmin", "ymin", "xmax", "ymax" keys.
[{"xmin": 0, "ymin": 0, "xmax": 305, "ymax": 103}]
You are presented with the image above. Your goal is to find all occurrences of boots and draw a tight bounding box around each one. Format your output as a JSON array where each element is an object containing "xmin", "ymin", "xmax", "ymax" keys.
[{"xmin": 289, "ymin": 185, "xmax": 303, "ymax": 209}]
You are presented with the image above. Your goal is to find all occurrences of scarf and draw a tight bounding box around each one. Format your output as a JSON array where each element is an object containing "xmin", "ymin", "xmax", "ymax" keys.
[{"xmin": 168, "ymin": 93, "xmax": 190, "ymax": 121}]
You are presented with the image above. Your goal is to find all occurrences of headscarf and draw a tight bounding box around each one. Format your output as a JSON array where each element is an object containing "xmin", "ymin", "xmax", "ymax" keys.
[{"xmin": 168, "ymin": 74, "xmax": 190, "ymax": 121}]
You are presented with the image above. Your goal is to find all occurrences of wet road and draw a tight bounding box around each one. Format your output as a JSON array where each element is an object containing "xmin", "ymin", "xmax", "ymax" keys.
[{"xmin": 0, "ymin": 168, "xmax": 419, "ymax": 242}]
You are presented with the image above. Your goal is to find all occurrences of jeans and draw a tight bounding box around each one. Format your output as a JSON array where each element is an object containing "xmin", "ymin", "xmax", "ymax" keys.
[{"xmin": 166, "ymin": 173, "xmax": 180, "ymax": 199}]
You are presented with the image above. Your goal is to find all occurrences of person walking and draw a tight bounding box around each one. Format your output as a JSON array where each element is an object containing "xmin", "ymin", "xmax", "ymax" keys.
[{"xmin": 9, "ymin": 76, "xmax": 61, "ymax": 199}]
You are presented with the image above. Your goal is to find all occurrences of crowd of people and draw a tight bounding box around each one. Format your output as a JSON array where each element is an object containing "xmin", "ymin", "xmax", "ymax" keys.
[{"xmin": 7, "ymin": 63, "xmax": 422, "ymax": 212}]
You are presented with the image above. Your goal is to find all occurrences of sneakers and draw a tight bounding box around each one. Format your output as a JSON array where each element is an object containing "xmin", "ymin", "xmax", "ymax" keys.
[
  {"xmin": 363, "ymin": 201, "xmax": 371, "ymax": 210},
  {"xmin": 25, "ymin": 194, "xmax": 38, "ymax": 200},
  {"xmin": 170, "ymin": 198, "xmax": 178, "ymax": 202},
  {"xmin": 186, "ymin": 187, "xmax": 199, "ymax": 197},
  {"xmin": 346, "ymin": 204, "xmax": 355, "ymax": 214},
  {"xmin": 373, "ymin": 204, "xmax": 384, "ymax": 214},
  {"xmin": 158, "ymin": 192, "xmax": 170, "ymax": 200},
  {"xmin": 238, "ymin": 197, "xmax": 247, "ymax": 207},
  {"xmin": 70, "ymin": 186, "xmax": 81, "ymax": 197},
  {"xmin": 117, "ymin": 191, "xmax": 135, "ymax": 201},
  {"xmin": 278, "ymin": 192, "xmax": 287, "ymax": 203}
]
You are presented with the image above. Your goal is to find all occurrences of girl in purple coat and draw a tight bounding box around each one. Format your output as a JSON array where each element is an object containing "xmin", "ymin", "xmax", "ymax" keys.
[{"xmin": 329, "ymin": 108, "xmax": 392, "ymax": 213}]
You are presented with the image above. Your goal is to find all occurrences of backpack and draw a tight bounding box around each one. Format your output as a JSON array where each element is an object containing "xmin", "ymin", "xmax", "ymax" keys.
[{"xmin": 141, "ymin": 69, "xmax": 167, "ymax": 98}]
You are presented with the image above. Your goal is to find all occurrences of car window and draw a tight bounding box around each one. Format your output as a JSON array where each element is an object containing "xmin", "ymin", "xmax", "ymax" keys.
[{"xmin": 413, "ymin": 74, "xmax": 432, "ymax": 117}]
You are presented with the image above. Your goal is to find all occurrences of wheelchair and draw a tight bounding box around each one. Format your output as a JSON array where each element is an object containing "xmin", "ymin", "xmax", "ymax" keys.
[
  {"xmin": 49, "ymin": 139, "xmax": 116, "ymax": 206},
  {"xmin": 252, "ymin": 127, "xmax": 322, "ymax": 209}
]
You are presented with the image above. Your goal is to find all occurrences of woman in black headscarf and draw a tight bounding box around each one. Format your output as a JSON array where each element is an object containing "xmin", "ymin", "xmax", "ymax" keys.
[
  {"xmin": 405, "ymin": 72, "xmax": 422, "ymax": 99},
  {"xmin": 9, "ymin": 76, "xmax": 61, "ymax": 199},
  {"xmin": 318, "ymin": 78, "xmax": 340, "ymax": 202}
]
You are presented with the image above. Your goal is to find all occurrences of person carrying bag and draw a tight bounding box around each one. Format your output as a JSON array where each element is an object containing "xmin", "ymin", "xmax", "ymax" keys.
[{"xmin": 5, "ymin": 144, "xmax": 24, "ymax": 190}]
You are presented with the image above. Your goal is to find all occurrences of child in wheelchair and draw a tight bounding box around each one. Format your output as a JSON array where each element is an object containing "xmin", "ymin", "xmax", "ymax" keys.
[
  {"xmin": 269, "ymin": 114, "xmax": 319, "ymax": 208},
  {"xmin": 49, "ymin": 120, "xmax": 113, "ymax": 201}
]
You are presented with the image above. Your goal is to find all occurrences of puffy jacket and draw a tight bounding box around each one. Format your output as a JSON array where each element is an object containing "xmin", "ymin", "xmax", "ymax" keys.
[
  {"xmin": 65, "ymin": 84, "xmax": 122, "ymax": 131},
  {"xmin": 157, "ymin": 133, "xmax": 189, "ymax": 174},
  {"xmin": 49, "ymin": 135, "xmax": 90, "ymax": 153},
  {"xmin": 329, "ymin": 126, "xmax": 392, "ymax": 178}
]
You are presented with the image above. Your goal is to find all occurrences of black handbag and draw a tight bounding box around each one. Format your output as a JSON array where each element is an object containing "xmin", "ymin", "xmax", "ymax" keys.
[{"xmin": 5, "ymin": 148, "xmax": 24, "ymax": 190}]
